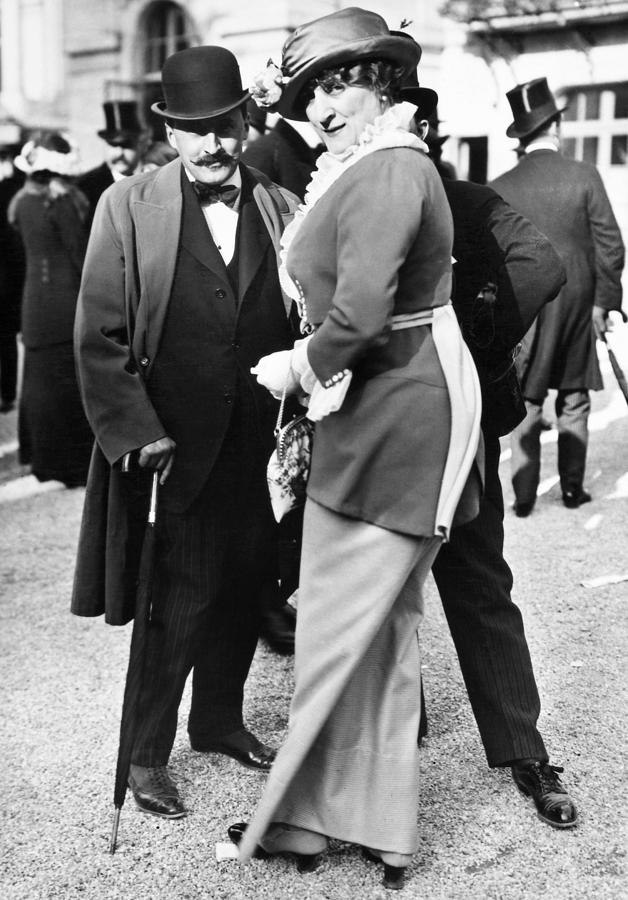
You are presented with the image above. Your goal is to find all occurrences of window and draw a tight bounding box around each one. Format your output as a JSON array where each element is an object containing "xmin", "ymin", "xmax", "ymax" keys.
[
  {"xmin": 560, "ymin": 82, "xmax": 628, "ymax": 168},
  {"xmin": 143, "ymin": 2, "xmax": 192, "ymax": 78},
  {"xmin": 611, "ymin": 135, "xmax": 628, "ymax": 166}
]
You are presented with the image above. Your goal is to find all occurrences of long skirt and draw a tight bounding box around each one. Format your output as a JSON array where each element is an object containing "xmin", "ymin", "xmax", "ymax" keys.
[
  {"xmin": 241, "ymin": 498, "xmax": 442, "ymax": 859},
  {"xmin": 19, "ymin": 342, "xmax": 93, "ymax": 486}
]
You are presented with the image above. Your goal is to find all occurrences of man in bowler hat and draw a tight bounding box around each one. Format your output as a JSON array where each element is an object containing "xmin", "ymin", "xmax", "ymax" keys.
[
  {"xmin": 490, "ymin": 77, "xmax": 625, "ymax": 516},
  {"xmin": 78, "ymin": 100, "xmax": 149, "ymax": 224},
  {"xmin": 72, "ymin": 46, "xmax": 300, "ymax": 818}
]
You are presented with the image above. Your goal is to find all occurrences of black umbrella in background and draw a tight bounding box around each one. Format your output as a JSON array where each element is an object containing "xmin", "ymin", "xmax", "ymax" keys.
[{"xmin": 109, "ymin": 466, "xmax": 159, "ymax": 854}]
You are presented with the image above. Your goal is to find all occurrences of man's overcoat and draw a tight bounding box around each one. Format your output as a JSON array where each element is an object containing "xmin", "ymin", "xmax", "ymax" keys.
[
  {"xmin": 72, "ymin": 159, "xmax": 298, "ymax": 624},
  {"xmin": 490, "ymin": 150, "xmax": 624, "ymax": 396}
]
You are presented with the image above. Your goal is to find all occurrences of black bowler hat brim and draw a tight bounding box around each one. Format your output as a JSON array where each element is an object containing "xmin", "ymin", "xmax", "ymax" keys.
[
  {"xmin": 400, "ymin": 86, "xmax": 438, "ymax": 119},
  {"xmin": 151, "ymin": 91, "xmax": 250, "ymax": 122}
]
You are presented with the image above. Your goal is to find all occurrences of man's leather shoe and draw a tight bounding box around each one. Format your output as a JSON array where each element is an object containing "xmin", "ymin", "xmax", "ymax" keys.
[
  {"xmin": 190, "ymin": 727, "xmax": 276, "ymax": 770},
  {"xmin": 511, "ymin": 760, "xmax": 578, "ymax": 828},
  {"xmin": 513, "ymin": 500, "xmax": 535, "ymax": 518},
  {"xmin": 128, "ymin": 764, "xmax": 186, "ymax": 819},
  {"xmin": 562, "ymin": 489, "xmax": 591, "ymax": 509},
  {"xmin": 260, "ymin": 603, "xmax": 296, "ymax": 655}
]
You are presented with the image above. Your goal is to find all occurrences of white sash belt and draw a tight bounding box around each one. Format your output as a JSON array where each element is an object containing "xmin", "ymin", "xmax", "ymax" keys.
[
  {"xmin": 391, "ymin": 309, "xmax": 435, "ymax": 330},
  {"xmin": 391, "ymin": 304, "xmax": 482, "ymax": 539}
]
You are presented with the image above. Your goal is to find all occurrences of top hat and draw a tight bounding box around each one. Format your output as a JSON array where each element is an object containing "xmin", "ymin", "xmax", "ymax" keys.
[
  {"xmin": 505, "ymin": 77, "xmax": 567, "ymax": 139},
  {"xmin": 98, "ymin": 101, "xmax": 145, "ymax": 143},
  {"xmin": 276, "ymin": 7, "xmax": 421, "ymax": 121},
  {"xmin": 151, "ymin": 46, "xmax": 249, "ymax": 121}
]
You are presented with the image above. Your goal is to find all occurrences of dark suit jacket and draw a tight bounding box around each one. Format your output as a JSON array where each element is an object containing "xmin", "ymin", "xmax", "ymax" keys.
[
  {"xmin": 77, "ymin": 162, "xmax": 114, "ymax": 227},
  {"xmin": 490, "ymin": 150, "xmax": 625, "ymax": 394},
  {"xmin": 0, "ymin": 172, "xmax": 25, "ymax": 335},
  {"xmin": 444, "ymin": 178, "xmax": 566, "ymax": 435},
  {"xmin": 72, "ymin": 159, "xmax": 299, "ymax": 623},
  {"xmin": 242, "ymin": 119, "xmax": 321, "ymax": 201}
]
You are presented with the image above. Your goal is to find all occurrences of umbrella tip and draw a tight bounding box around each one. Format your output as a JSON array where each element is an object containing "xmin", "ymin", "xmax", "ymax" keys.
[{"xmin": 109, "ymin": 808, "xmax": 121, "ymax": 854}]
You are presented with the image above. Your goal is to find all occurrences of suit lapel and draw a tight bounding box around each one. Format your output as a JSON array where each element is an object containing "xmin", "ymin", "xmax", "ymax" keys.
[{"xmin": 236, "ymin": 166, "xmax": 271, "ymax": 311}]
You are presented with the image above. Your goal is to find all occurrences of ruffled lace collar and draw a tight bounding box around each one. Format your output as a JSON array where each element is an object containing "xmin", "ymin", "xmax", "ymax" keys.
[{"xmin": 279, "ymin": 102, "xmax": 427, "ymax": 312}]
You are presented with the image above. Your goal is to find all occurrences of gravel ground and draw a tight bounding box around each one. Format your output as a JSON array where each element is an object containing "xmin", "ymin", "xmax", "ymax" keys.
[{"xmin": 1, "ymin": 378, "xmax": 627, "ymax": 900}]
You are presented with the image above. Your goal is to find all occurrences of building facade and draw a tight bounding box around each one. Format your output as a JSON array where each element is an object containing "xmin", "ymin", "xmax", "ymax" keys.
[{"xmin": 1, "ymin": 0, "xmax": 626, "ymax": 245}]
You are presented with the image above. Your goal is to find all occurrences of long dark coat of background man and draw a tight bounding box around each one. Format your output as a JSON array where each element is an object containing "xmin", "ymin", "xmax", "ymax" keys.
[
  {"xmin": 490, "ymin": 77, "xmax": 625, "ymax": 516},
  {"xmin": 77, "ymin": 100, "xmax": 149, "ymax": 227},
  {"xmin": 407, "ymin": 83, "xmax": 578, "ymax": 828},
  {"xmin": 72, "ymin": 46, "xmax": 299, "ymax": 820}
]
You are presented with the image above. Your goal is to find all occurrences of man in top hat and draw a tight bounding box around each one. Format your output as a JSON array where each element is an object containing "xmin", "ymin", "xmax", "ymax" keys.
[
  {"xmin": 490, "ymin": 77, "xmax": 625, "ymax": 516},
  {"xmin": 72, "ymin": 46, "xmax": 300, "ymax": 818},
  {"xmin": 78, "ymin": 100, "xmax": 149, "ymax": 225},
  {"xmin": 405, "ymin": 82, "xmax": 580, "ymax": 828}
]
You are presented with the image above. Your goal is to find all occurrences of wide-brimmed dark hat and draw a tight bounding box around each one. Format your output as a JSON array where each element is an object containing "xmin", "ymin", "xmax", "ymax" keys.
[
  {"xmin": 277, "ymin": 7, "xmax": 421, "ymax": 121},
  {"xmin": 98, "ymin": 101, "xmax": 145, "ymax": 143},
  {"xmin": 151, "ymin": 46, "xmax": 249, "ymax": 121},
  {"xmin": 505, "ymin": 77, "xmax": 567, "ymax": 139},
  {"xmin": 400, "ymin": 65, "xmax": 438, "ymax": 119}
]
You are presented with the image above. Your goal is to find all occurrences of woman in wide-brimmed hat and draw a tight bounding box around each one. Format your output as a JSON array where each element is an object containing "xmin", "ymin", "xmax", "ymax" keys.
[
  {"xmin": 9, "ymin": 131, "xmax": 92, "ymax": 486},
  {"xmin": 233, "ymin": 7, "xmax": 482, "ymax": 887}
]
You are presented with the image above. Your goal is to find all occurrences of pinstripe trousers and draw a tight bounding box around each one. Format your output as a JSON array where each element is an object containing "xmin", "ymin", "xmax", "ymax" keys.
[
  {"xmin": 131, "ymin": 398, "xmax": 276, "ymax": 767},
  {"xmin": 432, "ymin": 433, "xmax": 548, "ymax": 766}
]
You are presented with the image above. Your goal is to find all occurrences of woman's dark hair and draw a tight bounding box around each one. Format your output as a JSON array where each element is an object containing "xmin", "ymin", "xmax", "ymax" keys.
[{"xmin": 298, "ymin": 58, "xmax": 405, "ymax": 114}]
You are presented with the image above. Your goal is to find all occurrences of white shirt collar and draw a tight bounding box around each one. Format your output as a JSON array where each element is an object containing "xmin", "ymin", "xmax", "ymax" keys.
[
  {"xmin": 524, "ymin": 139, "xmax": 558, "ymax": 154},
  {"xmin": 281, "ymin": 118, "xmax": 324, "ymax": 150}
]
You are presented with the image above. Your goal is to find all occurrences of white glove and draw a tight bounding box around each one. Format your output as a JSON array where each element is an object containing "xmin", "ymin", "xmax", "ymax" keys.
[{"xmin": 251, "ymin": 350, "xmax": 299, "ymax": 399}]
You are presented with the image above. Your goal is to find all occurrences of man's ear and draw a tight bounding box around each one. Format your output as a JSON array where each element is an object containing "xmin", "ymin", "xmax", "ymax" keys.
[
  {"xmin": 418, "ymin": 119, "xmax": 429, "ymax": 141},
  {"xmin": 165, "ymin": 123, "xmax": 177, "ymax": 150}
]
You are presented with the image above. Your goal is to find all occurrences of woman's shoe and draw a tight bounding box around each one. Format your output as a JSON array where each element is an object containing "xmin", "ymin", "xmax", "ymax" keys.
[
  {"xmin": 362, "ymin": 847, "xmax": 412, "ymax": 891},
  {"xmin": 261, "ymin": 821, "xmax": 328, "ymax": 872},
  {"xmin": 227, "ymin": 821, "xmax": 269, "ymax": 860},
  {"xmin": 228, "ymin": 821, "xmax": 327, "ymax": 872}
]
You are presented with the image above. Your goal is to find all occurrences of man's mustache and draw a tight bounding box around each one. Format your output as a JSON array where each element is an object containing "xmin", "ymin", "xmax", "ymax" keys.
[{"xmin": 192, "ymin": 150, "xmax": 237, "ymax": 167}]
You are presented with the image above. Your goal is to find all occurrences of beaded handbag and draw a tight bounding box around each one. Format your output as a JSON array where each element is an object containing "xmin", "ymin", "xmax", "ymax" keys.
[{"xmin": 267, "ymin": 385, "xmax": 315, "ymax": 523}]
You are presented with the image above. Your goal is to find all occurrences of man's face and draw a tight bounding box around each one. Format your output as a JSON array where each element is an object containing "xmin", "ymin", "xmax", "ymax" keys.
[
  {"xmin": 104, "ymin": 139, "xmax": 143, "ymax": 176},
  {"xmin": 166, "ymin": 108, "xmax": 248, "ymax": 185}
]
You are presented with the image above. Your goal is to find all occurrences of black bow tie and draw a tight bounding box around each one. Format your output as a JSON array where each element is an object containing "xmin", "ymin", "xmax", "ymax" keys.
[{"xmin": 192, "ymin": 181, "xmax": 240, "ymax": 208}]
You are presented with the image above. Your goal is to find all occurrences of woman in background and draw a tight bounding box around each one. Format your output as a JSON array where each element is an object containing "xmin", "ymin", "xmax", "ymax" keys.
[{"xmin": 10, "ymin": 131, "xmax": 93, "ymax": 486}]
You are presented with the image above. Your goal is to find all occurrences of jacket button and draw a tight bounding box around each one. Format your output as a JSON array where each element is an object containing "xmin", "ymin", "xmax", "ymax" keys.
[
  {"xmin": 224, "ymin": 392, "xmax": 233, "ymax": 404},
  {"xmin": 231, "ymin": 341, "xmax": 240, "ymax": 350},
  {"xmin": 139, "ymin": 356, "xmax": 150, "ymax": 367},
  {"xmin": 215, "ymin": 288, "xmax": 226, "ymax": 299}
]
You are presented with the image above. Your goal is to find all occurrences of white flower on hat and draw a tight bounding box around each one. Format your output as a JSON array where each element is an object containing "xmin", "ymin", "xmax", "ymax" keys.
[{"xmin": 249, "ymin": 60, "xmax": 288, "ymax": 109}]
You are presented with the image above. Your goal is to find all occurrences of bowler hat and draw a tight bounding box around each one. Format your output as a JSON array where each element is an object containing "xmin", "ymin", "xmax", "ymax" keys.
[
  {"xmin": 505, "ymin": 77, "xmax": 567, "ymax": 139},
  {"xmin": 277, "ymin": 7, "xmax": 421, "ymax": 121},
  {"xmin": 152, "ymin": 46, "xmax": 249, "ymax": 121},
  {"xmin": 98, "ymin": 101, "xmax": 145, "ymax": 143},
  {"xmin": 400, "ymin": 65, "xmax": 438, "ymax": 120}
]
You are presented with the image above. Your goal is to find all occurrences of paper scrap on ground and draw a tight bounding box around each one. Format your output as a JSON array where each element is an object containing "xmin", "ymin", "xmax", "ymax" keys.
[
  {"xmin": 581, "ymin": 573, "xmax": 628, "ymax": 588},
  {"xmin": 215, "ymin": 842, "xmax": 240, "ymax": 861}
]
